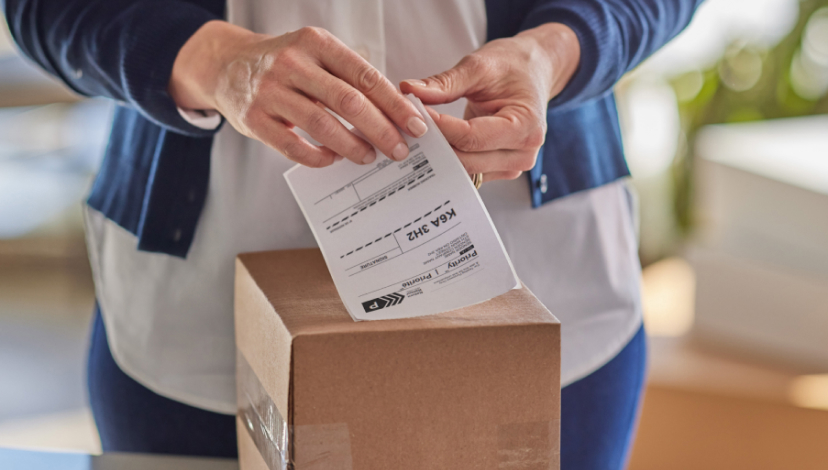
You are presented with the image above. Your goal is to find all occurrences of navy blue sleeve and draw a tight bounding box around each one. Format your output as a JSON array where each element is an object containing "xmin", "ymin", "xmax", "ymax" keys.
[
  {"xmin": 519, "ymin": 0, "xmax": 704, "ymax": 111},
  {"xmin": 2, "ymin": 0, "xmax": 224, "ymax": 136}
]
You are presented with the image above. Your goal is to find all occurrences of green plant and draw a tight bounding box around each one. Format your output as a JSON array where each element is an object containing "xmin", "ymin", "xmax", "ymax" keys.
[{"xmin": 670, "ymin": 0, "xmax": 828, "ymax": 234}]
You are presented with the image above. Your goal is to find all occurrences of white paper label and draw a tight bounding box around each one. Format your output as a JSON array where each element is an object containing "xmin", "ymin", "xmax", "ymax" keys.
[{"xmin": 285, "ymin": 96, "xmax": 519, "ymax": 321}]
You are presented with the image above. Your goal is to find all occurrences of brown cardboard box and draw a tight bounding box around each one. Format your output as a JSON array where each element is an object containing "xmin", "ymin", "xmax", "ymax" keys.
[{"xmin": 235, "ymin": 249, "xmax": 560, "ymax": 470}]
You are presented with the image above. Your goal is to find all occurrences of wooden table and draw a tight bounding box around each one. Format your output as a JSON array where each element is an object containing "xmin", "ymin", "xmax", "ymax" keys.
[{"xmin": 0, "ymin": 448, "xmax": 238, "ymax": 470}]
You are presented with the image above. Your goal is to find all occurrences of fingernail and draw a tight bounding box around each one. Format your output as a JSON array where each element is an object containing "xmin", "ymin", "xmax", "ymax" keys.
[
  {"xmin": 392, "ymin": 142, "xmax": 409, "ymax": 161},
  {"xmin": 407, "ymin": 116, "xmax": 428, "ymax": 138},
  {"xmin": 403, "ymin": 79, "xmax": 428, "ymax": 87},
  {"xmin": 362, "ymin": 148, "xmax": 377, "ymax": 165},
  {"xmin": 334, "ymin": 154, "xmax": 344, "ymax": 162}
]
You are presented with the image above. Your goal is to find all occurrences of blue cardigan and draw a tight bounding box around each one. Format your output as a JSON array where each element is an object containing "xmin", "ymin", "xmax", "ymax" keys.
[{"xmin": 3, "ymin": 0, "xmax": 702, "ymax": 258}]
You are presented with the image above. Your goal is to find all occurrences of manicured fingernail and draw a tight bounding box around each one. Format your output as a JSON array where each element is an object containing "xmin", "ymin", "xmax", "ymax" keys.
[
  {"xmin": 362, "ymin": 149, "xmax": 377, "ymax": 165},
  {"xmin": 407, "ymin": 116, "xmax": 428, "ymax": 137},
  {"xmin": 392, "ymin": 142, "xmax": 409, "ymax": 161},
  {"xmin": 334, "ymin": 154, "xmax": 344, "ymax": 162},
  {"xmin": 403, "ymin": 79, "xmax": 427, "ymax": 87}
]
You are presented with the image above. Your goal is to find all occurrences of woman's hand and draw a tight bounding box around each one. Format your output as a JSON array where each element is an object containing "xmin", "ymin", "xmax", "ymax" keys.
[
  {"xmin": 400, "ymin": 23, "xmax": 580, "ymax": 184},
  {"xmin": 169, "ymin": 21, "xmax": 428, "ymax": 168}
]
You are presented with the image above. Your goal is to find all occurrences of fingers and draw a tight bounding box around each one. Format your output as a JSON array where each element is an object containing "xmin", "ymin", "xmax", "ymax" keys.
[
  {"xmin": 455, "ymin": 148, "xmax": 539, "ymax": 175},
  {"xmin": 245, "ymin": 111, "xmax": 339, "ymax": 168},
  {"xmin": 294, "ymin": 68, "xmax": 410, "ymax": 162},
  {"xmin": 432, "ymin": 110, "xmax": 546, "ymax": 153},
  {"xmin": 274, "ymin": 90, "xmax": 378, "ymax": 164},
  {"xmin": 212, "ymin": 26, "xmax": 435, "ymax": 167},
  {"xmin": 315, "ymin": 33, "xmax": 427, "ymax": 144},
  {"xmin": 423, "ymin": 106, "xmax": 441, "ymax": 122},
  {"xmin": 400, "ymin": 55, "xmax": 482, "ymax": 105}
]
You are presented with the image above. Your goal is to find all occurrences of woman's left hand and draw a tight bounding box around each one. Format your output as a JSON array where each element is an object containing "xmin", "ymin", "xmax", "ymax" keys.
[{"xmin": 400, "ymin": 23, "xmax": 580, "ymax": 185}]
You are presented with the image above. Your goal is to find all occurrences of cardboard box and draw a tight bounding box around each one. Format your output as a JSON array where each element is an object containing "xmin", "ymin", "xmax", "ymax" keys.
[
  {"xmin": 235, "ymin": 249, "xmax": 560, "ymax": 470},
  {"xmin": 688, "ymin": 118, "xmax": 828, "ymax": 368},
  {"xmin": 694, "ymin": 117, "xmax": 828, "ymax": 277},
  {"xmin": 688, "ymin": 247, "xmax": 828, "ymax": 369}
]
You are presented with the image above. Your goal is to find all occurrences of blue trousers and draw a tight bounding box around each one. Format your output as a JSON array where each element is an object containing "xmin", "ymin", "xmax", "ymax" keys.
[{"xmin": 88, "ymin": 307, "xmax": 646, "ymax": 468}]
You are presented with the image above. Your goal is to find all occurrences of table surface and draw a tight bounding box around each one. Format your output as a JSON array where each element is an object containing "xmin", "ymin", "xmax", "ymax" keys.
[{"xmin": 0, "ymin": 448, "xmax": 239, "ymax": 470}]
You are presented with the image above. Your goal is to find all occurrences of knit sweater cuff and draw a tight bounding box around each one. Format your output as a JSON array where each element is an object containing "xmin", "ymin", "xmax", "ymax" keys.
[
  {"xmin": 119, "ymin": 2, "xmax": 224, "ymax": 137},
  {"xmin": 519, "ymin": 4, "xmax": 614, "ymax": 112}
]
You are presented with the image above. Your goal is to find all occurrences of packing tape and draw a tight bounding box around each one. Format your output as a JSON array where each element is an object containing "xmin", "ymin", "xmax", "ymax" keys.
[
  {"xmin": 237, "ymin": 351, "xmax": 353, "ymax": 470},
  {"xmin": 496, "ymin": 420, "xmax": 561, "ymax": 470},
  {"xmin": 237, "ymin": 350, "xmax": 289, "ymax": 470}
]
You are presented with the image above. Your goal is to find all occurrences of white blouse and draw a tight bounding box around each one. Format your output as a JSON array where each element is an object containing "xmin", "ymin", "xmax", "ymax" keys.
[{"xmin": 85, "ymin": 0, "xmax": 642, "ymax": 414}]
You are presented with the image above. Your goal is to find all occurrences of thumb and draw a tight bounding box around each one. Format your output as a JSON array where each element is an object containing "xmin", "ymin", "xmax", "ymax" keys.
[{"xmin": 400, "ymin": 59, "xmax": 477, "ymax": 105}]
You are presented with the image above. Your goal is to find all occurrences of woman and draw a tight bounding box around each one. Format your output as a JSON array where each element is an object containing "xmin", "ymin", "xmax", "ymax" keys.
[{"xmin": 3, "ymin": 0, "xmax": 701, "ymax": 468}]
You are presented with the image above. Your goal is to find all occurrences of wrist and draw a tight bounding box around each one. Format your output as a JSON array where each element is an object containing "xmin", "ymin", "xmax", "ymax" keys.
[
  {"xmin": 517, "ymin": 23, "xmax": 581, "ymax": 101},
  {"xmin": 169, "ymin": 20, "xmax": 261, "ymax": 110}
]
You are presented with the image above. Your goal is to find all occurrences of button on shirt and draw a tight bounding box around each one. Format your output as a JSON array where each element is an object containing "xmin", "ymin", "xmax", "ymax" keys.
[{"xmin": 85, "ymin": 0, "xmax": 642, "ymax": 413}]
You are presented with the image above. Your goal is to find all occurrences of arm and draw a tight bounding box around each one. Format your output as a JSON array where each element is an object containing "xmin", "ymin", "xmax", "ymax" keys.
[
  {"xmin": 3, "ymin": 0, "xmax": 428, "ymax": 167},
  {"xmin": 2, "ymin": 0, "xmax": 223, "ymax": 136},
  {"xmin": 523, "ymin": 0, "xmax": 706, "ymax": 111}
]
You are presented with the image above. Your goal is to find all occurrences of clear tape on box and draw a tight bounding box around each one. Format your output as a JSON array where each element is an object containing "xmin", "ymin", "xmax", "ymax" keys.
[
  {"xmin": 237, "ymin": 350, "xmax": 289, "ymax": 470},
  {"xmin": 237, "ymin": 351, "xmax": 353, "ymax": 470}
]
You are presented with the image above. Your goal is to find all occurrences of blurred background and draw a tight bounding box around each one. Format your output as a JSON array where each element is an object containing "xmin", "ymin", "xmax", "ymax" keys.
[{"xmin": 0, "ymin": 0, "xmax": 827, "ymax": 468}]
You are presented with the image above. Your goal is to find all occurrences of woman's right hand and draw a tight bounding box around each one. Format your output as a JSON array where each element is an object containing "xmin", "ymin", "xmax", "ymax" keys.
[{"xmin": 169, "ymin": 21, "xmax": 427, "ymax": 168}]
